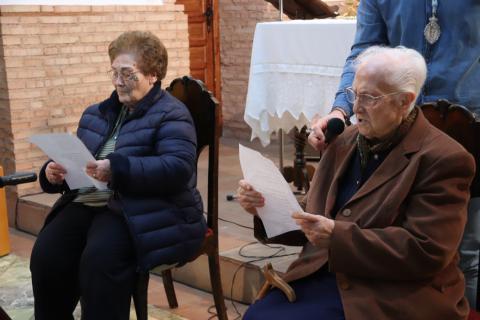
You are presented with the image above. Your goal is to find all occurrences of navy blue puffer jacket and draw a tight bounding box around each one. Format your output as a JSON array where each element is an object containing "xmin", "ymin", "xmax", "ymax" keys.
[{"xmin": 39, "ymin": 84, "xmax": 207, "ymax": 272}]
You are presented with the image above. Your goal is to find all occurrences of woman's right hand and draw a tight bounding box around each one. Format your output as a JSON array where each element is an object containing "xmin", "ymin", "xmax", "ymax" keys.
[
  {"xmin": 45, "ymin": 162, "xmax": 67, "ymax": 185},
  {"xmin": 237, "ymin": 179, "xmax": 264, "ymax": 216}
]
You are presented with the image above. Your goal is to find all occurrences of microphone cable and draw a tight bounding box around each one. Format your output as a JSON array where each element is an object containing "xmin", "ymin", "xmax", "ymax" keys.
[{"xmin": 207, "ymin": 239, "xmax": 299, "ymax": 320}]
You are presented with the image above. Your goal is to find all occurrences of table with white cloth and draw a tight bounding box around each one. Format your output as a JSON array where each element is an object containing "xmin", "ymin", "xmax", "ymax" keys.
[{"xmin": 244, "ymin": 19, "xmax": 356, "ymax": 146}]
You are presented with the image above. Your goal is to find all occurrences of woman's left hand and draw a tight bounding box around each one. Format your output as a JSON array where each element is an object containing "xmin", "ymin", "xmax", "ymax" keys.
[
  {"xmin": 292, "ymin": 211, "xmax": 335, "ymax": 248},
  {"xmin": 86, "ymin": 159, "xmax": 111, "ymax": 183}
]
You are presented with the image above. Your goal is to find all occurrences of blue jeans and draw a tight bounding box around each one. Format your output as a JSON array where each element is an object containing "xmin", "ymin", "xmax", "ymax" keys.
[{"xmin": 459, "ymin": 197, "xmax": 480, "ymax": 310}]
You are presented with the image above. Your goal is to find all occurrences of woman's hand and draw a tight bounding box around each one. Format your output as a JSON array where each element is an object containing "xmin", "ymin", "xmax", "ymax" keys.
[
  {"xmin": 292, "ymin": 211, "xmax": 334, "ymax": 248},
  {"xmin": 237, "ymin": 179, "xmax": 264, "ymax": 216},
  {"xmin": 86, "ymin": 159, "xmax": 111, "ymax": 183},
  {"xmin": 45, "ymin": 162, "xmax": 67, "ymax": 185}
]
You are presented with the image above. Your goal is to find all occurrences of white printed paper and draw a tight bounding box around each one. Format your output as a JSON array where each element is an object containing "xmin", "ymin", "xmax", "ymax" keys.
[
  {"xmin": 239, "ymin": 144, "xmax": 301, "ymax": 238},
  {"xmin": 30, "ymin": 133, "xmax": 107, "ymax": 190}
]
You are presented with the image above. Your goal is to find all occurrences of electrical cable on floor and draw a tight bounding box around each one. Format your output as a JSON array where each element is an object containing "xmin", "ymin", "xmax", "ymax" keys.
[
  {"xmin": 207, "ymin": 305, "xmax": 223, "ymax": 320},
  {"xmin": 206, "ymin": 241, "xmax": 298, "ymax": 319},
  {"xmin": 218, "ymin": 216, "xmax": 253, "ymax": 230}
]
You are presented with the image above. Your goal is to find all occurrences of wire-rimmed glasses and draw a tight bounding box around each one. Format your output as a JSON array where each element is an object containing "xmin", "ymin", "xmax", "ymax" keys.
[
  {"xmin": 345, "ymin": 87, "xmax": 405, "ymax": 108},
  {"xmin": 107, "ymin": 69, "xmax": 140, "ymax": 83}
]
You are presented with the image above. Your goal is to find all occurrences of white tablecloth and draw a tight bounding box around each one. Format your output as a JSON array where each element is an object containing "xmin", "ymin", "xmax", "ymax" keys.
[{"xmin": 244, "ymin": 19, "xmax": 356, "ymax": 146}]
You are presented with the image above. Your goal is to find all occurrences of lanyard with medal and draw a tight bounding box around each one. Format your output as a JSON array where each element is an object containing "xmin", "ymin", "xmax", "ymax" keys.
[{"xmin": 424, "ymin": 0, "xmax": 441, "ymax": 45}]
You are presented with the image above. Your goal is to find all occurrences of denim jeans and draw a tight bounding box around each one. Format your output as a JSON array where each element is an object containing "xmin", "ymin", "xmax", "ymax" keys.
[{"xmin": 460, "ymin": 197, "xmax": 480, "ymax": 310}]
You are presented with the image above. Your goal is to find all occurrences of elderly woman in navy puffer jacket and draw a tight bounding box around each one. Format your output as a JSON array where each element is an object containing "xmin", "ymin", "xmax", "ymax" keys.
[{"xmin": 30, "ymin": 31, "xmax": 207, "ymax": 320}]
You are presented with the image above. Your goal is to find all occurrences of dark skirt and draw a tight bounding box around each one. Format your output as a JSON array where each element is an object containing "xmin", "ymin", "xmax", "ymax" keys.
[{"xmin": 244, "ymin": 270, "xmax": 345, "ymax": 320}]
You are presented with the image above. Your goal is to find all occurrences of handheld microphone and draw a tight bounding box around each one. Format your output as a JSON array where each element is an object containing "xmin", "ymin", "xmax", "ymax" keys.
[
  {"xmin": 0, "ymin": 172, "xmax": 37, "ymax": 188},
  {"xmin": 324, "ymin": 118, "xmax": 345, "ymax": 144}
]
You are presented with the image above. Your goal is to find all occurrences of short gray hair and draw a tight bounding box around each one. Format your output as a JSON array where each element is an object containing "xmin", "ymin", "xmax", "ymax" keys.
[{"xmin": 354, "ymin": 46, "xmax": 427, "ymax": 111}]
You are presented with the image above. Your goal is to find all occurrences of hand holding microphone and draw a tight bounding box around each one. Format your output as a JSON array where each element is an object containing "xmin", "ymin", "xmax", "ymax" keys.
[
  {"xmin": 324, "ymin": 118, "xmax": 345, "ymax": 143},
  {"xmin": 308, "ymin": 111, "xmax": 346, "ymax": 151}
]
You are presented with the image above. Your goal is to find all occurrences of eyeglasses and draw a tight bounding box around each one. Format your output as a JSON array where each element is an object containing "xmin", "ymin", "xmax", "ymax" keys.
[
  {"xmin": 107, "ymin": 69, "xmax": 140, "ymax": 83},
  {"xmin": 345, "ymin": 87, "xmax": 404, "ymax": 108}
]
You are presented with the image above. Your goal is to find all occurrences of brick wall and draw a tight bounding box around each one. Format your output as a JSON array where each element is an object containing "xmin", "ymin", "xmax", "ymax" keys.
[
  {"xmin": 0, "ymin": 1, "xmax": 190, "ymax": 222},
  {"xmin": 219, "ymin": 0, "xmax": 348, "ymax": 139},
  {"xmin": 219, "ymin": 0, "xmax": 281, "ymax": 139}
]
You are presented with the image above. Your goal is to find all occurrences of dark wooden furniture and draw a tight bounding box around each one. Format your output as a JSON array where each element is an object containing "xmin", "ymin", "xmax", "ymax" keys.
[
  {"xmin": 420, "ymin": 99, "xmax": 480, "ymax": 197},
  {"xmin": 282, "ymin": 126, "xmax": 315, "ymax": 193},
  {"xmin": 133, "ymin": 76, "xmax": 227, "ymax": 320},
  {"xmin": 264, "ymin": 0, "xmax": 339, "ymax": 19},
  {"xmin": 420, "ymin": 99, "xmax": 480, "ymax": 313}
]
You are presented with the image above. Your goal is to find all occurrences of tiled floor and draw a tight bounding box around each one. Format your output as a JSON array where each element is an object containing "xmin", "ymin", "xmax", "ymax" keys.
[{"xmin": 1, "ymin": 136, "xmax": 300, "ymax": 319}]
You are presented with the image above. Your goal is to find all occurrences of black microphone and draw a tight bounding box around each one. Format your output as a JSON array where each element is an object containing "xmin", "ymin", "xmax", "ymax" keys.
[
  {"xmin": 324, "ymin": 118, "xmax": 345, "ymax": 144},
  {"xmin": 0, "ymin": 172, "xmax": 37, "ymax": 188}
]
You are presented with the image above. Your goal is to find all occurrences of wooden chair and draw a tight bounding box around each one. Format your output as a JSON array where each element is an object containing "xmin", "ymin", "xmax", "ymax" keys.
[
  {"xmin": 132, "ymin": 76, "xmax": 227, "ymax": 320},
  {"xmin": 420, "ymin": 99, "xmax": 480, "ymax": 197},
  {"xmin": 420, "ymin": 99, "xmax": 480, "ymax": 314}
]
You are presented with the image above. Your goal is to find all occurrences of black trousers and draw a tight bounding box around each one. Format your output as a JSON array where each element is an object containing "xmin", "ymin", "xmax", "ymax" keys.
[{"xmin": 30, "ymin": 202, "xmax": 137, "ymax": 320}]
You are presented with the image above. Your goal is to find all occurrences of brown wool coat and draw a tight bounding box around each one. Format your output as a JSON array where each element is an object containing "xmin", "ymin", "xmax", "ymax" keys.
[{"xmin": 254, "ymin": 110, "xmax": 476, "ymax": 319}]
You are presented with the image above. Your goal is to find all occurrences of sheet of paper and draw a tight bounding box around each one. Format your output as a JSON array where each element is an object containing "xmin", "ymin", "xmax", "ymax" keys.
[
  {"xmin": 30, "ymin": 133, "xmax": 107, "ymax": 190},
  {"xmin": 239, "ymin": 144, "xmax": 301, "ymax": 238}
]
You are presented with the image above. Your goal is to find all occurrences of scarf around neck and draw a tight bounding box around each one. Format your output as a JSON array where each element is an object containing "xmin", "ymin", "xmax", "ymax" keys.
[{"xmin": 357, "ymin": 107, "xmax": 418, "ymax": 170}]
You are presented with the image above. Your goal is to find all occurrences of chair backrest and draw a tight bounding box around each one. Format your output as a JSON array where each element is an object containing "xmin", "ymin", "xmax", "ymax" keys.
[
  {"xmin": 422, "ymin": 101, "xmax": 480, "ymax": 315},
  {"xmin": 420, "ymin": 99, "xmax": 480, "ymax": 197},
  {"xmin": 166, "ymin": 76, "xmax": 222, "ymax": 233}
]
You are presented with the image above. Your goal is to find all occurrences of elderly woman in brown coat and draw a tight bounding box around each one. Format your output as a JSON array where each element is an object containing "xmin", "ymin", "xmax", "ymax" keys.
[{"xmin": 238, "ymin": 46, "xmax": 475, "ymax": 319}]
